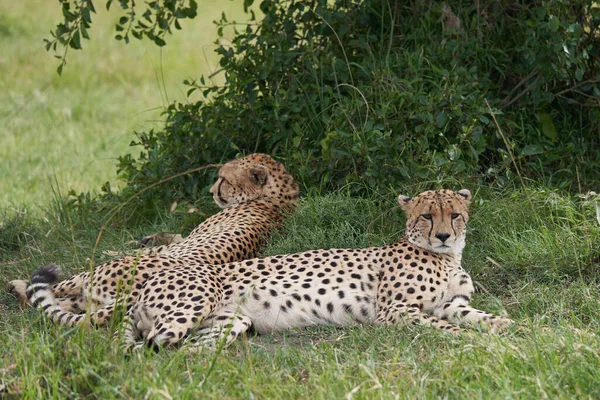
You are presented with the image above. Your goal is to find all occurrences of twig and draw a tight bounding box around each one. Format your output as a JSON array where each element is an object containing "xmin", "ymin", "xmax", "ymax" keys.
[
  {"xmin": 485, "ymin": 99, "xmax": 527, "ymax": 191},
  {"xmin": 476, "ymin": 0, "xmax": 481, "ymax": 43},
  {"xmin": 88, "ymin": 163, "xmax": 221, "ymax": 267},
  {"xmin": 554, "ymin": 78, "xmax": 600, "ymax": 97},
  {"xmin": 337, "ymin": 83, "xmax": 370, "ymax": 130},
  {"xmin": 501, "ymin": 67, "xmax": 539, "ymax": 106},
  {"xmin": 502, "ymin": 74, "xmax": 541, "ymax": 109},
  {"xmin": 310, "ymin": 8, "xmax": 354, "ymax": 87},
  {"xmin": 576, "ymin": 165, "xmax": 593, "ymax": 279}
]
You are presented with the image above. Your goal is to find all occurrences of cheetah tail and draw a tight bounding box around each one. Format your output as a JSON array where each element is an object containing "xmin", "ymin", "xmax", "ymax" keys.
[
  {"xmin": 27, "ymin": 264, "xmax": 64, "ymax": 320},
  {"xmin": 26, "ymin": 265, "xmax": 95, "ymax": 327}
]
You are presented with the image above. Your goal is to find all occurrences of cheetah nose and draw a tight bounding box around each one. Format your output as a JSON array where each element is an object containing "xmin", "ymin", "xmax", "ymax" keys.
[{"xmin": 435, "ymin": 232, "xmax": 451, "ymax": 242}]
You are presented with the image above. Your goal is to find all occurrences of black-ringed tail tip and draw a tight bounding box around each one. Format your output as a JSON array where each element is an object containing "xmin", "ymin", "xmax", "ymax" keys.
[{"xmin": 27, "ymin": 264, "xmax": 61, "ymax": 307}]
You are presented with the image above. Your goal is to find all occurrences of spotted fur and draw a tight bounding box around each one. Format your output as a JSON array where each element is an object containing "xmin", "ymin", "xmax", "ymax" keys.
[
  {"xmin": 25, "ymin": 154, "xmax": 299, "ymax": 327},
  {"xmin": 121, "ymin": 189, "xmax": 511, "ymax": 351}
]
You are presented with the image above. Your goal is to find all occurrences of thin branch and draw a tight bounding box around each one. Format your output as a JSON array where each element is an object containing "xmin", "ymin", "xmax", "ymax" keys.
[
  {"xmin": 310, "ymin": 8, "xmax": 354, "ymax": 87},
  {"xmin": 556, "ymin": 95, "xmax": 598, "ymax": 107},
  {"xmin": 485, "ymin": 99, "xmax": 527, "ymax": 192},
  {"xmin": 89, "ymin": 163, "xmax": 221, "ymax": 267},
  {"xmin": 337, "ymin": 83, "xmax": 370, "ymax": 130},
  {"xmin": 501, "ymin": 67, "xmax": 539, "ymax": 106},
  {"xmin": 554, "ymin": 79, "xmax": 600, "ymax": 97},
  {"xmin": 502, "ymin": 74, "xmax": 541, "ymax": 109}
]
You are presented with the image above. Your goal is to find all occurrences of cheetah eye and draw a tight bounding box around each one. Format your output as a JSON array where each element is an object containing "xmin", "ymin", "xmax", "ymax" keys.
[
  {"xmin": 451, "ymin": 213, "xmax": 460, "ymax": 219},
  {"xmin": 421, "ymin": 214, "xmax": 432, "ymax": 220}
]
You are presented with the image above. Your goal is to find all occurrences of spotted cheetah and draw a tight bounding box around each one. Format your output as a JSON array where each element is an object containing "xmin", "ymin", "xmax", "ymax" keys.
[
  {"xmin": 110, "ymin": 188, "xmax": 511, "ymax": 351},
  {"xmin": 25, "ymin": 153, "xmax": 299, "ymax": 327},
  {"xmin": 8, "ymin": 233, "xmax": 182, "ymax": 308}
]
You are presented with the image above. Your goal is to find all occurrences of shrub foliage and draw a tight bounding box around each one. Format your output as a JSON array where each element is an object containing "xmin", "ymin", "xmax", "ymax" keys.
[{"xmin": 48, "ymin": 0, "xmax": 600, "ymax": 203}]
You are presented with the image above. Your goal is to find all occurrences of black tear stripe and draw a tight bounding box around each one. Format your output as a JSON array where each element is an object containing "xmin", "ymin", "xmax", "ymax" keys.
[
  {"xmin": 216, "ymin": 180, "xmax": 226, "ymax": 205},
  {"xmin": 451, "ymin": 218, "xmax": 457, "ymax": 238},
  {"xmin": 427, "ymin": 217, "xmax": 433, "ymax": 240}
]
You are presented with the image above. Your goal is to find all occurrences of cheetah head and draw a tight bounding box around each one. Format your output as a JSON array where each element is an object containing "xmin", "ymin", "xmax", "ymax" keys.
[
  {"xmin": 209, "ymin": 153, "xmax": 299, "ymax": 210},
  {"xmin": 398, "ymin": 189, "xmax": 472, "ymax": 255}
]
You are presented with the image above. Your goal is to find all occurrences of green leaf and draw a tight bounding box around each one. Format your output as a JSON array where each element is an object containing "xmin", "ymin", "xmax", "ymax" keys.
[
  {"xmin": 435, "ymin": 111, "xmax": 447, "ymax": 128},
  {"xmin": 292, "ymin": 123, "xmax": 302, "ymax": 135},
  {"xmin": 521, "ymin": 144, "xmax": 544, "ymax": 156},
  {"xmin": 70, "ymin": 30, "xmax": 81, "ymax": 49},
  {"xmin": 536, "ymin": 112, "xmax": 557, "ymax": 142},
  {"xmin": 82, "ymin": 7, "xmax": 92, "ymax": 23},
  {"xmin": 80, "ymin": 25, "xmax": 89, "ymax": 39},
  {"xmin": 184, "ymin": 7, "xmax": 197, "ymax": 18},
  {"xmin": 548, "ymin": 15, "xmax": 559, "ymax": 32}
]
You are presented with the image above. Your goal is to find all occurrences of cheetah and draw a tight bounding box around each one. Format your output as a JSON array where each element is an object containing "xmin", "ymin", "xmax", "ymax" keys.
[
  {"xmin": 24, "ymin": 153, "xmax": 299, "ymax": 327},
  {"xmin": 108, "ymin": 188, "xmax": 512, "ymax": 351},
  {"xmin": 8, "ymin": 233, "xmax": 182, "ymax": 308}
]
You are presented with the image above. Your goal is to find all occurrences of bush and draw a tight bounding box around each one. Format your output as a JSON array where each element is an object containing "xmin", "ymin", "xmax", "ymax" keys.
[{"xmin": 48, "ymin": 0, "xmax": 600, "ymax": 206}]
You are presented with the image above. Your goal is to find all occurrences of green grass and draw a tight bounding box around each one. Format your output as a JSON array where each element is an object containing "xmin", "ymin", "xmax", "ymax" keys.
[
  {"xmin": 0, "ymin": 0, "xmax": 245, "ymax": 209},
  {"xmin": 1, "ymin": 1, "xmax": 599, "ymax": 398},
  {"xmin": 1, "ymin": 189, "xmax": 599, "ymax": 398}
]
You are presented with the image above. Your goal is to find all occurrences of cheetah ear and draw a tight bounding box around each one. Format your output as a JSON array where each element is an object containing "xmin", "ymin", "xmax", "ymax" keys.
[
  {"xmin": 397, "ymin": 194, "xmax": 413, "ymax": 211},
  {"xmin": 456, "ymin": 189, "xmax": 472, "ymax": 201},
  {"xmin": 249, "ymin": 166, "xmax": 268, "ymax": 186}
]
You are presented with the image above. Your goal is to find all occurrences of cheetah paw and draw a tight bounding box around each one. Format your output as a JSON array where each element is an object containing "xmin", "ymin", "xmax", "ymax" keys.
[
  {"xmin": 138, "ymin": 233, "xmax": 183, "ymax": 248},
  {"xmin": 488, "ymin": 316, "xmax": 512, "ymax": 333}
]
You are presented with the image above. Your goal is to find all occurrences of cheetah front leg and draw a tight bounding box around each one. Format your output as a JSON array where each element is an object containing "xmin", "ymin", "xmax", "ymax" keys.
[
  {"xmin": 114, "ymin": 305, "xmax": 150, "ymax": 353},
  {"xmin": 185, "ymin": 305, "xmax": 252, "ymax": 352},
  {"xmin": 376, "ymin": 302, "xmax": 461, "ymax": 335},
  {"xmin": 432, "ymin": 295, "xmax": 512, "ymax": 333}
]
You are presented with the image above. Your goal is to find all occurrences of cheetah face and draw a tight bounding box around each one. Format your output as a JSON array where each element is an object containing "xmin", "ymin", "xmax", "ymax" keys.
[
  {"xmin": 398, "ymin": 189, "xmax": 471, "ymax": 254},
  {"xmin": 210, "ymin": 163, "xmax": 268, "ymax": 208},
  {"xmin": 209, "ymin": 154, "xmax": 299, "ymax": 209}
]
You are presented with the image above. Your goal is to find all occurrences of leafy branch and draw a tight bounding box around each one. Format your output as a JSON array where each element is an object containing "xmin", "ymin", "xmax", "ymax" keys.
[
  {"xmin": 44, "ymin": 0, "xmax": 96, "ymax": 75},
  {"xmin": 44, "ymin": 0, "xmax": 199, "ymax": 74}
]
